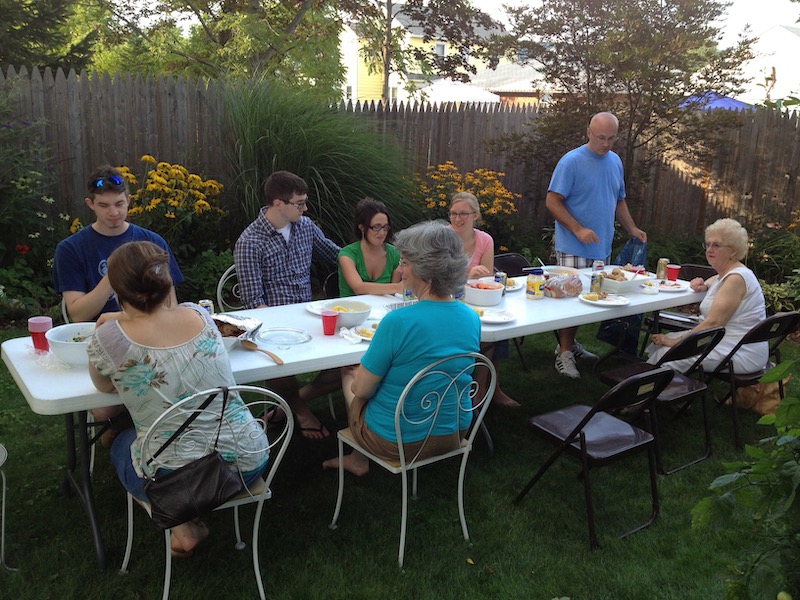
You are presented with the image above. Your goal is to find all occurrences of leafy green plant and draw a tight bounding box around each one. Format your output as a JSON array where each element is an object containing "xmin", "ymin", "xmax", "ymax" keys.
[
  {"xmin": 692, "ymin": 361, "xmax": 800, "ymax": 599},
  {"xmin": 175, "ymin": 249, "xmax": 234, "ymax": 304},
  {"xmin": 220, "ymin": 78, "xmax": 421, "ymax": 245}
]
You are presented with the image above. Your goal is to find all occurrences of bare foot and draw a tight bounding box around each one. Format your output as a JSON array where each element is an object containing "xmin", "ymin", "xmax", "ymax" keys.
[
  {"xmin": 492, "ymin": 389, "xmax": 520, "ymax": 409},
  {"xmin": 170, "ymin": 520, "xmax": 210, "ymax": 558},
  {"xmin": 322, "ymin": 453, "xmax": 369, "ymax": 476}
]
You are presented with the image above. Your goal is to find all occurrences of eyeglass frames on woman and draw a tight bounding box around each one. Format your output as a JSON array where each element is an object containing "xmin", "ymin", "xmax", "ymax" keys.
[
  {"xmin": 702, "ymin": 242, "xmax": 729, "ymax": 251},
  {"xmin": 449, "ymin": 211, "xmax": 476, "ymax": 219},
  {"xmin": 367, "ymin": 224, "xmax": 391, "ymax": 232},
  {"xmin": 90, "ymin": 175, "xmax": 125, "ymax": 190}
]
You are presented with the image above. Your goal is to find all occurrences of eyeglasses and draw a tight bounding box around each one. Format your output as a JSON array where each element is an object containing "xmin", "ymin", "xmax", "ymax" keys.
[
  {"xmin": 90, "ymin": 175, "xmax": 124, "ymax": 190},
  {"xmin": 283, "ymin": 199, "xmax": 307, "ymax": 210},
  {"xmin": 449, "ymin": 211, "xmax": 476, "ymax": 219},
  {"xmin": 367, "ymin": 224, "xmax": 391, "ymax": 232},
  {"xmin": 703, "ymin": 242, "xmax": 730, "ymax": 251},
  {"xmin": 589, "ymin": 128, "xmax": 618, "ymax": 143}
]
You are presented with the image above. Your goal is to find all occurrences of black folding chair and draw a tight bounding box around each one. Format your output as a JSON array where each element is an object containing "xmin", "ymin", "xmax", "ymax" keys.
[
  {"xmin": 599, "ymin": 326, "xmax": 725, "ymax": 473},
  {"xmin": 514, "ymin": 367, "xmax": 674, "ymax": 549},
  {"xmin": 704, "ymin": 311, "xmax": 800, "ymax": 450}
]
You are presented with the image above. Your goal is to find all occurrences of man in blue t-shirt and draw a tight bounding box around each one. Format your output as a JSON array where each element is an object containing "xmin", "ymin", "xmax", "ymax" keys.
[
  {"xmin": 53, "ymin": 165, "xmax": 184, "ymax": 323},
  {"xmin": 546, "ymin": 112, "xmax": 647, "ymax": 378}
]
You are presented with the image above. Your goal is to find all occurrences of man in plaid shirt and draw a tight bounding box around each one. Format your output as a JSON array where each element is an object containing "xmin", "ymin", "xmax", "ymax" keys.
[{"xmin": 235, "ymin": 171, "xmax": 340, "ymax": 438}]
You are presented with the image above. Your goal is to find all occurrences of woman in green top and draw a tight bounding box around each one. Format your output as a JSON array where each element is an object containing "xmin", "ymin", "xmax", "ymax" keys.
[{"xmin": 337, "ymin": 198, "xmax": 403, "ymax": 297}]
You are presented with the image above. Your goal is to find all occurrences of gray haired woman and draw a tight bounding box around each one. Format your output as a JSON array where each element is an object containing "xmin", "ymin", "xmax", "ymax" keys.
[{"xmin": 323, "ymin": 221, "xmax": 482, "ymax": 476}]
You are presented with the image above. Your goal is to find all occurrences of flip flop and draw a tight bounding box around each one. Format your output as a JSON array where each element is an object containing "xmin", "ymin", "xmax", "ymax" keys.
[{"xmin": 299, "ymin": 421, "xmax": 331, "ymax": 440}]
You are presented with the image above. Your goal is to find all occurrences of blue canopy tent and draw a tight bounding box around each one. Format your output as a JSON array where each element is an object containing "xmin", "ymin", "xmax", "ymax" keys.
[{"xmin": 682, "ymin": 92, "xmax": 753, "ymax": 111}]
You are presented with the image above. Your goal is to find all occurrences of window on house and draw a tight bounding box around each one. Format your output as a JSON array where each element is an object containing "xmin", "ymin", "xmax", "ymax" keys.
[
  {"xmin": 345, "ymin": 85, "xmax": 353, "ymax": 101},
  {"xmin": 434, "ymin": 42, "xmax": 446, "ymax": 58},
  {"xmin": 389, "ymin": 87, "xmax": 398, "ymax": 103}
]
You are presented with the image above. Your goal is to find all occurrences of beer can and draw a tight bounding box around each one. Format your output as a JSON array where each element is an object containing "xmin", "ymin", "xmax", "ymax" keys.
[
  {"xmin": 198, "ymin": 299, "xmax": 215, "ymax": 313},
  {"xmin": 494, "ymin": 271, "xmax": 508, "ymax": 287},
  {"xmin": 656, "ymin": 258, "xmax": 669, "ymax": 281},
  {"xmin": 590, "ymin": 273, "xmax": 603, "ymax": 294}
]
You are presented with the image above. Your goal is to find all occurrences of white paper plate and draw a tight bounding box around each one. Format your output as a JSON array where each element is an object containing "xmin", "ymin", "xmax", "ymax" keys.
[
  {"xmin": 480, "ymin": 309, "xmax": 516, "ymax": 324},
  {"xmin": 306, "ymin": 301, "xmax": 327, "ymax": 316},
  {"xmin": 352, "ymin": 319, "xmax": 380, "ymax": 341},
  {"xmin": 578, "ymin": 294, "xmax": 630, "ymax": 307},
  {"xmin": 658, "ymin": 281, "xmax": 689, "ymax": 292},
  {"xmin": 505, "ymin": 277, "xmax": 524, "ymax": 292}
]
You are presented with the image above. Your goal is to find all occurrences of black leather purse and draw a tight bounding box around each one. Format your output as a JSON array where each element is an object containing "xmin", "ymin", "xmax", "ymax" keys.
[{"xmin": 144, "ymin": 387, "xmax": 243, "ymax": 530}]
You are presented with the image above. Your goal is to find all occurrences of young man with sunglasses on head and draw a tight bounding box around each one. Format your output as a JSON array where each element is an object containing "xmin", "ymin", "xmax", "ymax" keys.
[
  {"xmin": 235, "ymin": 170, "xmax": 341, "ymax": 439},
  {"xmin": 53, "ymin": 165, "xmax": 184, "ymax": 323},
  {"xmin": 545, "ymin": 112, "xmax": 647, "ymax": 379}
]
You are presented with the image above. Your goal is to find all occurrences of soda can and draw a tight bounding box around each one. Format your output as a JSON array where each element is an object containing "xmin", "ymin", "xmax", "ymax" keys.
[
  {"xmin": 590, "ymin": 273, "xmax": 603, "ymax": 294},
  {"xmin": 592, "ymin": 260, "xmax": 604, "ymax": 271},
  {"xmin": 494, "ymin": 271, "xmax": 508, "ymax": 287},
  {"xmin": 198, "ymin": 299, "xmax": 215, "ymax": 313}
]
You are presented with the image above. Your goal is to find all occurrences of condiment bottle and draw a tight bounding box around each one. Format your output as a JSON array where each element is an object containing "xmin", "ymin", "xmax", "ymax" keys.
[{"xmin": 526, "ymin": 268, "xmax": 545, "ymax": 300}]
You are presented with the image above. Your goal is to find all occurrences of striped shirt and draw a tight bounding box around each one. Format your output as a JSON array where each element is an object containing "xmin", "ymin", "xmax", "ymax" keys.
[{"xmin": 234, "ymin": 208, "xmax": 340, "ymax": 308}]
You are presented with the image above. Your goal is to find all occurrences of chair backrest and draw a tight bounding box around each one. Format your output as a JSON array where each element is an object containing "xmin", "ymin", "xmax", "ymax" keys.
[
  {"xmin": 140, "ymin": 385, "xmax": 293, "ymax": 494},
  {"xmin": 679, "ymin": 264, "xmax": 716, "ymax": 281},
  {"xmin": 216, "ymin": 265, "xmax": 244, "ymax": 312},
  {"xmin": 580, "ymin": 368, "xmax": 674, "ymax": 433},
  {"xmin": 653, "ymin": 326, "xmax": 726, "ymax": 375},
  {"xmin": 394, "ymin": 352, "xmax": 496, "ymax": 468},
  {"xmin": 493, "ymin": 253, "xmax": 531, "ymax": 277},
  {"xmin": 61, "ymin": 298, "xmax": 71, "ymax": 324},
  {"xmin": 709, "ymin": 311, "xmax": 800, "ymax": 376},
  {"xmin": 323, "ymin": 271, "xmax": 340, "ymax": 299}
]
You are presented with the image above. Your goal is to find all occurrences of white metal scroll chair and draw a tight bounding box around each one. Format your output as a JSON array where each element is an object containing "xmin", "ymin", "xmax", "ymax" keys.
[
  {"xmin": 598, "ymin": 326, "xmax": 726, "ymax": 474},
  {"xmin": 119, "ymin": 385, "xmax": 294, "ymax": 600},
  {"xmin": 0, "ymin": 443, "xmax": 15, "ymax": 571},
  {"xmin": 514, "ymin": 367, "xmax": 674, "ymax": 549},
  {"xmin": 322, "ymin": 271, "xmax": 342, "ymax": 420},
  {"xmin": 329, "ymin": 352, "xmax": 496, "ymax": 567},
  {"xmin": 216, "ymin": 265, "xmax": 244, "ymax": 313},
  {"xmin": 704, "ymin": 311, "xmax": 800, "ymax": 451}
]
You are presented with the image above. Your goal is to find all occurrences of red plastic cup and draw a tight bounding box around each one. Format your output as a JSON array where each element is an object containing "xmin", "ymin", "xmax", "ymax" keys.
[
  {"xmin": 321, "ymin": 310, "xmax": 338, "ymax": 336},
  {"xmin": 666, "ymin": 264, "xmax": 681, "ymax": 281},
  {"xmin": 28, "ymin": 316, "xmax": 53, "ymax": 352}
]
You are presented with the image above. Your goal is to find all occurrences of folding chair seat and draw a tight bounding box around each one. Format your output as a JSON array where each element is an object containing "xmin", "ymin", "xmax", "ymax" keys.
[
  {"xmin": 216, "ymin": 264, "xmax": 244, "ymax": 312},
  {"xmin": 639, "ymin": 263, "xmax": 716, "ymax": 355},
  {"xmin": 514, "ymin": 367, "xmax": 674, "ymax": 549},
  {"xmin": 493, "ymin": 253, "xmax": 531, "ymax": 369},
  {"xmin": 329, "ymin": 352, "xmax": 496, "ymax": 567},
  {"xmin": 598, "ymin": 327, "xmax": 725, "ymax": 473},
  {"xmin": 119, "ymin": 385, "xmax": 294, "ymax": 600},
  {"xmin": 704, "ymin": 311, "xmax": 800, "ymax": 450}
]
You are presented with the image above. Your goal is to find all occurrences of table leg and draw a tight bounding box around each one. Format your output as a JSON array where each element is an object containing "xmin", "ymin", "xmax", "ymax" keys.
[{"xmin": 61, "ymin": 411, "xmax": 106, "ymax": 570}]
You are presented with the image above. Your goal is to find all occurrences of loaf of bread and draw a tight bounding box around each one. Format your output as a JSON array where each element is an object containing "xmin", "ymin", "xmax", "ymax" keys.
[{"xmin": 544, "ymin": 274, "xmax": 583, "ymax": 298}]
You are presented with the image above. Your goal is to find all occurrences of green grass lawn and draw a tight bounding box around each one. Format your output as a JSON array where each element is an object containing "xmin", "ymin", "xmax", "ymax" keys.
[{"xmin": 0, "ymin": 323, "xmax": 794, "ymax": 599}]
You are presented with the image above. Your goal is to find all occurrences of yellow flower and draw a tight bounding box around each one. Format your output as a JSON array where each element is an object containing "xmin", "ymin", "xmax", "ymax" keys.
[
  {"xmin": 69, "ymin": 218, "xmax": 83, "ymax": 234},
  {"xmin": 165, "ymin": 211, "xmax": 176, "ymax": 219},
  {"xmin": 140, "ymin": 154, "xmax": 157, "ymax": 165},
  {"xmin": 193, "ymin": 199, "xmax": 211, "ymax": 214}
]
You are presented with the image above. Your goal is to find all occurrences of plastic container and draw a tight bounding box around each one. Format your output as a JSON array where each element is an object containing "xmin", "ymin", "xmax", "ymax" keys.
[{"xmin": 526, "ymin": 268, "xmax": 545, "ymax": 300}]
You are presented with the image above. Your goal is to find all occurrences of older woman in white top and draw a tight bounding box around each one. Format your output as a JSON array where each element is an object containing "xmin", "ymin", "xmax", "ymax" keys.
[{"xmin": 647, "ymin": 218, "xmax": 767, "ymax": 372}]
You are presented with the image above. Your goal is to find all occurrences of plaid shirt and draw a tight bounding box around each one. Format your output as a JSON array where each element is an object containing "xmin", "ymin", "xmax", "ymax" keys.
[{"xmin": 234, "ymin": 209, "xmax": 340, "ymax": 308}]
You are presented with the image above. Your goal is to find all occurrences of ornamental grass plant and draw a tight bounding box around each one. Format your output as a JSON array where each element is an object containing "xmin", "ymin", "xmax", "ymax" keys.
[
  {"xmin": 1, "ymin": 324, "xmax": 798, "ymax": 599},
  {"xmin": 221, "ymin": 79, "xmax": 422, "ymax": 246}
]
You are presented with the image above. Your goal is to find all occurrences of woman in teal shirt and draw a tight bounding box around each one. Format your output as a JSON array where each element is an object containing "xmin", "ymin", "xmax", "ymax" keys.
[
  {"xmin": 337, "ymin": 198, "xmax": 403, "ymax": 297},
  {"xmin": 323, "ymin": 221, "xmax": 481, "ymax": 476}
]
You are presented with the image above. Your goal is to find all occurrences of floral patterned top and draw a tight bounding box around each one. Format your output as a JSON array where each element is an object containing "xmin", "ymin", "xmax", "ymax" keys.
[{"xmin": 87, "ymin": 303, "xmax": 268, "ymax": 478}]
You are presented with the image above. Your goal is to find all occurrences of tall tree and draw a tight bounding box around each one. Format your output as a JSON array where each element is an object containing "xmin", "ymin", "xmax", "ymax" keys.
[
  {"xmin": 0, "ymin": 0, "xmax": 97, "ymax": 70},
  {"xmin": 491, "ymin": 0, "xmax": 754, "ymax": 197}
]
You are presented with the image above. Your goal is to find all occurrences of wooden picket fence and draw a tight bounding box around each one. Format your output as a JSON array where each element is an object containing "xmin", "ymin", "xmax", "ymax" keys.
[{"xmin": 2, "ymin": 65, "xmax": 798, "ymax": 235}]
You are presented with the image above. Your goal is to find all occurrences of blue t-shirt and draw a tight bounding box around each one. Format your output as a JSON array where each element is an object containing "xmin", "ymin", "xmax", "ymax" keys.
[
  {"xmin": 548, "ymin": 145, "xmax": 626, "ymax": 260},
  {"xmin": 53, "ymin": 224, "xmax": 184, "ymax": 319},
  {"xmin": 360, "ymin": 300, "xmax": 481, "ymax": 443}
]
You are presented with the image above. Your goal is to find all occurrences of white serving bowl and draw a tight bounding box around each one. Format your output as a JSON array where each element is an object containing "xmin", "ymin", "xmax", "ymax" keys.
[
  {"xmin": 464, "ymin": 279, "xmax": 504, "ymax": 307},
  {"xmin": 323, "ymin": 300, "xmax": 371, "ymax": 328},
  {"xmin": 45, "ymin": 322, "xmax": 95, "ymax": 365}
]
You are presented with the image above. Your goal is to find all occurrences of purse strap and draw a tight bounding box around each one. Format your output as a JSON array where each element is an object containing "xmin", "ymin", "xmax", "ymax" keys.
[{"xmin": 147, "ymin": 386, "xmax": 230, "ymax": 466}]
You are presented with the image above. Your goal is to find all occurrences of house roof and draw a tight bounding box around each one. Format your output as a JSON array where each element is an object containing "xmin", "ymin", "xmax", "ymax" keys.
[{"xmin": 470, "ymin": 62, "xmax": 546, "ymax": 94}]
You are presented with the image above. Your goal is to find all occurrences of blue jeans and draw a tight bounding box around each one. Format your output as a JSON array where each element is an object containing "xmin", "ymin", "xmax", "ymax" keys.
[{"xmin": 110, "ymin": 428, "xmax": 268, "ymax": 502}]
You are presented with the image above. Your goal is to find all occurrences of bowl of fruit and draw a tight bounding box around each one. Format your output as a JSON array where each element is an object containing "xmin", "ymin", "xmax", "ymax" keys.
[{"xmin": 464, "ymin": 278, "xmax": 504, "ymax": 307}]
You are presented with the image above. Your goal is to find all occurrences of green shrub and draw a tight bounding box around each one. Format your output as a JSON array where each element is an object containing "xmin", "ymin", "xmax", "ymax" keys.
[
  {"xmin": 221, "ymin": 78, "xmax": 422, "ymax": 245},
  {"xmin": 176, "ymin": 249, "xmax": 234, "ymax": 305}
]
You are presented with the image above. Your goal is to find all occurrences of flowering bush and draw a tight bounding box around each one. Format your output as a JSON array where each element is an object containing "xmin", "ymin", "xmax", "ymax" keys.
[
  {"xmin": 412, "ymin": 161, "xmax": 519, "ymax": 249},
  {"xmin": 121, "ymin": 155, "xmax": 227, "ymax": 262}
]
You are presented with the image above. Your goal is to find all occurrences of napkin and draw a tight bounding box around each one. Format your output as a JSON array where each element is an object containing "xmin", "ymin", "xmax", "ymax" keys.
[{"xmin": 339, "ymin": 327, "xmax": 362, "ymax": 344}]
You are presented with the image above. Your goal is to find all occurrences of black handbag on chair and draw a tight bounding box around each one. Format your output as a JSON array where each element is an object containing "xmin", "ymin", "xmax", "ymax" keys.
[{"xmin": 144, "ymin": 388, "xmax": 244, "ymax": 530}]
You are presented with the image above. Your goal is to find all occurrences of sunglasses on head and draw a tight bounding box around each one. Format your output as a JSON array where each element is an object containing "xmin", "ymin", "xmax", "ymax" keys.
[{"xmin": 90, "ymin": 175, "xmax": 124, "ymax": 190}]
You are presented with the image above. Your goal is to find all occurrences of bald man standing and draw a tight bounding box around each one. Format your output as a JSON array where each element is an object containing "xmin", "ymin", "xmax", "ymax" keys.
[{"xmin": 545, "ymin": 112, "xmax": 647, "ymax": 378}]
